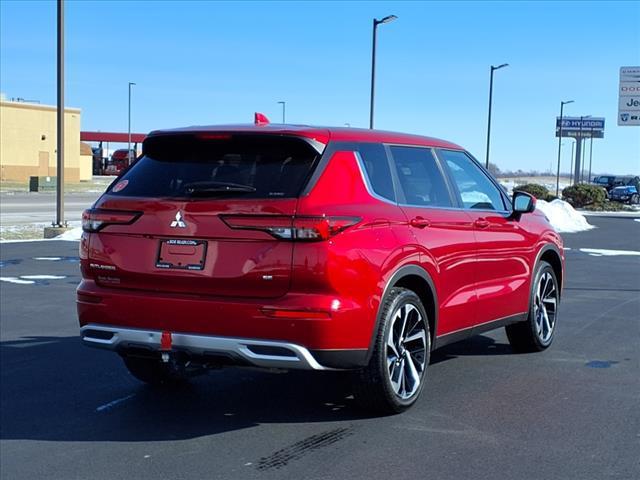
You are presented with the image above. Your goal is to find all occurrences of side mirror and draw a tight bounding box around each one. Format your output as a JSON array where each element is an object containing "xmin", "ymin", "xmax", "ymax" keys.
[{"xmin": 512, "ymin": 191, "xmax": 536, "ymax": 214}]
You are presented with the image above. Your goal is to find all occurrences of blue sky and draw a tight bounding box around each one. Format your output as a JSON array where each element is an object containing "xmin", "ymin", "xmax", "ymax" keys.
[{"xmin": 1, "ymin": 0, "xmax": 639, "ymax": 174}]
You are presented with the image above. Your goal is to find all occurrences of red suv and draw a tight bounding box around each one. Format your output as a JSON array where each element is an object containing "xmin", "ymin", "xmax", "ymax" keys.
[{"xmin": 78, "ymin": 122, "xmax": 564, "ymax": 413}]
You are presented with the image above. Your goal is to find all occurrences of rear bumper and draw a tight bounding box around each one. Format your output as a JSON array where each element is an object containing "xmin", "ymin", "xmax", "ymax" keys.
[
  {"xmin": 76, "ymin": 280, "xmax": 372, "ymax": 369},
  {"xmin": 81, "ymin": 324, "xmax": 333, "ymax": 370}
]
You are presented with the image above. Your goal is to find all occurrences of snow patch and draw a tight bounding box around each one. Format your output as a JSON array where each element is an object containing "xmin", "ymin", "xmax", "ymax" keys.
[
  {"xmin": 461, "ymin": 190, "xmax": 492, "ymax": 206},
  {"xmin": 33, "ymin": 257, "xmax": 62, "ymax": 261},
  {"xmin": 579, "ymin": 248, "xmax": 640, "ymax": 257},
  {"xmin": 536, "ymin": 199, "xmax": 594, "ymax": 233},
  {"xmin": 54, "ymin": 227, "xmax": 83, "ymax": 241}
]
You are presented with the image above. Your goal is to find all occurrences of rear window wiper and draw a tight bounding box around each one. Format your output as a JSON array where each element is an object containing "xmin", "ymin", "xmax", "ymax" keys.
[{"xmin": 184, "ymin": 181, "xmax": 256, "ymax": 196}]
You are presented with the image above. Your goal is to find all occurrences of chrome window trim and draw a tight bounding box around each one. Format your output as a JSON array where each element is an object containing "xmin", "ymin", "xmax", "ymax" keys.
[
  {"xmin": 353, "ymin": 151, "xmax": 399, "ymax": 206},
  {"xmin": 396, "ymin": 203, "xmax": 473, "ymax": 212}
]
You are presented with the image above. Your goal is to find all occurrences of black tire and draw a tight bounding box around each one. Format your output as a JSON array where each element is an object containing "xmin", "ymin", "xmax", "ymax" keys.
[
  {"xmin": 631, "ymin": 194, "xmax": 639, "ymax": 205},
  {"xmin": 353, "ymin": 288, "xmax": 431, "ymax": 414},
  {"xmin": 506, "ymin": 261, "xmax": 559, "ymax": 353},
  {"xmin": 122, "ymin": 355, "xmax": 186, "ymax": 385}
]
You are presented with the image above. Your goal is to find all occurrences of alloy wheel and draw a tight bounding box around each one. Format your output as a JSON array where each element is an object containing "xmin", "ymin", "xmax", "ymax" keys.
[
  {"xmin": 534, "ymin": 271, "xmax": 557, "ymax": 344},
  {"xmin": 386, "ymin": 303, "xmax": 427, "ymax": 399}
]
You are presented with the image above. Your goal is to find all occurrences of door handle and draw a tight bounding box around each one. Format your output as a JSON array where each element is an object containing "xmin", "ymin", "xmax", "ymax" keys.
[
  {"xmin": 410, "ymin": 217, "xmax": 431, "ymax": 229},
  {"xmin": 474, "ymin": 218, "xmax": 490, "ymax": 229}
]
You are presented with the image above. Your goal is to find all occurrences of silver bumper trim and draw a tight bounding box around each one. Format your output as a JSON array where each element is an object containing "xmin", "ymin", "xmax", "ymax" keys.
[{"xmin": 80, "ymin": 324, "xmax": 330, "ymax": 371}]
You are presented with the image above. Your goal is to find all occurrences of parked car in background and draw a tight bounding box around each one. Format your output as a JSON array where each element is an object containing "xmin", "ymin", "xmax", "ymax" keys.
[
  {"xmin": 592, "ymin": 175, "xmax": 640, "ymax": 193},
  {"xmin": 592, "ymin": 176, "xmax": 617, "ymax": 191},
  {"xmin": 608, "ymin": 185, "xmax": 639, "ymax": 204},
  {"xmin": 612, "ymin": 176, "xmax": 640, "ymax": 190},
  {"xmin": 104, "ymin": 149, "xmax": 136, "ymax": 175},
  {"xmin": 78, "ymin": 121, "xmax": 564, "ymax": 413}
]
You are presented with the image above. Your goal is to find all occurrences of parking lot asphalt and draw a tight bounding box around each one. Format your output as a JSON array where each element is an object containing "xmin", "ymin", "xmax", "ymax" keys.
[
  {"xmin": 1, "ymin": 217, "xmax": 639, "ymax": 480},
  {"xmin": 0, "ymin": 192, "xmax": 101, "ymax": 226}
]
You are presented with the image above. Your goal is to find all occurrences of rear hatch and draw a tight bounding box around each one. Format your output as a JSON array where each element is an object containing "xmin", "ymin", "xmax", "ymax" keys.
[{"xmin": 87, "ymin": 133, "xmax": 325, "ymax": 298}]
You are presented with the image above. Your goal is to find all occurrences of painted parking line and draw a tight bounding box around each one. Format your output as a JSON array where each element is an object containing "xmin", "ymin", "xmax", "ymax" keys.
[
  {"xmin": 96, "ymin": 394, "xmax": 136, "ymax": 413},
  {"xmin": 33, "ymin": 256, "xmax": 79, "ymax": 262},
  {"xmin": 579, "ymin": 248, "xmax": 640, "ymax": 257},
  {"xmin": 3, "ymin": 339, "xmax": 58, "ymax": 348},
  {"xmin": 0, "ymin": 277, "xmax": 35, "ymax": 285},
  {"xmin": 0, "ymin": 275, "xmax": 67, "ymax": 285},
  {"xmin": 21, "ymin": 275, "xmax": 68, "ymax": 280}
]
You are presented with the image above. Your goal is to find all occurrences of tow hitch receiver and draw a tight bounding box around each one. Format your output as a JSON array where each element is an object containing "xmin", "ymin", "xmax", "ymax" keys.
[{"xmin": 160, "ymin": 331, "xmax": 172, "ymax": 363}]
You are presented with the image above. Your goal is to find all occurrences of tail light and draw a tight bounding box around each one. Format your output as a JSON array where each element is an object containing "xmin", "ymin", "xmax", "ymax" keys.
[
  {"xmin": 82, "ymin": 209, "xmax": 142, "ymax": 232},
  {"xmin": 221, "ymin": 215, "xmax": 360, "ymax": 241}
]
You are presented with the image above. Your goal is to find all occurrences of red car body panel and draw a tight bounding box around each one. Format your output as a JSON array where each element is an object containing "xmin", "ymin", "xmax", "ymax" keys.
[{"xmin": 77, "ymin": 125, "xmax": 564, "ymax": 368}]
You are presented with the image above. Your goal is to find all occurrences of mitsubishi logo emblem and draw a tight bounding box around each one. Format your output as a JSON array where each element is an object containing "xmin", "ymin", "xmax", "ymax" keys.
[{"xmin": 170, "ymin": 211, "xmax": 187, "ymax": 228}]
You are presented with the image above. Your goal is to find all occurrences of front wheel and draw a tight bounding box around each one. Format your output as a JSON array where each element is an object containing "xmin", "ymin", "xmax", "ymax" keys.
[
  {"xmin": 630, "ymin": 194, "xmax": 639, "ymax": 205},
  {"xmin": 506, "ymin": 261, "xmax": 559, "ymax": 352},
  {"xmin": 353, "ymin": 288, "xmax": 430, "ymax": 414}
]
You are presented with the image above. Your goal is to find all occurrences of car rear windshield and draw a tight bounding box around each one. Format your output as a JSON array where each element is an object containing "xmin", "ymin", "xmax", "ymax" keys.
[{"xmin": 107, "ymin": 134, "xmax": 321, "ymax": 199}]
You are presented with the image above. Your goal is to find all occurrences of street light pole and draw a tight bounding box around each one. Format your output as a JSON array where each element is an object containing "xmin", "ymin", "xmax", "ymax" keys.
[
  {"xmin": 569, "ymin": 140, "xmax": 575, "ymax": 185},
  {"xmin": 277, "ymin": 101, "xmax": 286, "ymax": 123},
  {"xmin": 580, "ymin": 115, "xmax": 591, "ymax": 183},
  {"xmin": 369, "ymin": 14, "xmax": 397, "ymax": 129},
  {"xmin": 55, "ymin": 0, "xmax": 65, "ymax": 227},
  {"xmin": 128, "ymin": 82, "xmax": 135, "ymax": 162},
  {"xmin": 588, "ymin": 127, "xmax": 594, "ymax": 182},
  {"xmin": 556, "ymin": 100, "xmax": 574, "ymax": 196},
  {"xmin": 573, "ymin": 115, "xmax": 590, "ymax": 184},
  {"xmin": 485, "ymin": 63, "xmax": 509, "ymax": 169}
]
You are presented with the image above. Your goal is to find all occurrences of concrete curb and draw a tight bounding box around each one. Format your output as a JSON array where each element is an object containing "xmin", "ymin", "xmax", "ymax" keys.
[{"xmin": 581, "ymin": 211, "xmax": 640, "ymax": 218}]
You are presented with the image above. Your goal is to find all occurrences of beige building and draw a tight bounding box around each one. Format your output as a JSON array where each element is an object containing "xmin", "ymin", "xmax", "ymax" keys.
[{"xmin": 0, "ymin": 100, "xmax": 92, "ymax": 182}]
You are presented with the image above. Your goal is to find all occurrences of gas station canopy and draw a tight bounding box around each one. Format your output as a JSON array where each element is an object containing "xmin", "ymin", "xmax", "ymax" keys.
[{"xmin": 80, "ymin": 131, "xmax": 147, "ymax": 143}]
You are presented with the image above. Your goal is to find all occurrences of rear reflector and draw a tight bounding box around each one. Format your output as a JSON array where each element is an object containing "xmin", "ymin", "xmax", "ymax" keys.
[
  {"xmin": 261, "ymin": 307, "xmax": 331, "ymax": 319},
  {"xmin": 221, "ymin": 215, "xmax": 360, "ymax": 242},
  {"xmin": 82, "ymin": 208, "xmax": 142, "ymax": 233},
  {"xmin": 77, "ymin": 293, "xmax": 102, "ymax": 304}
]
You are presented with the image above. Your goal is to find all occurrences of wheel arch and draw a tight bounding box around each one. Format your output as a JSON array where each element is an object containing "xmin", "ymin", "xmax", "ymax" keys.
[
  {"xmin": 535, "ymin": 244, "xmax": 564, "ymax": 298},
  {"xmin": 366, "ymin": 265, "xmax": 438, "ymax": 363}
]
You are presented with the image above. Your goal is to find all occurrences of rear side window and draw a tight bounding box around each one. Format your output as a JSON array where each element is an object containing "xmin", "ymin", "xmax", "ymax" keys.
[
  {"xmin": 108, "ymin": 134, "xmax": 320, "ymax": 199},
  {"xmin": 357, "ymin": 143, "xmax": 395, "ymax": 201},
  {"xmin": 389, "ymin": 146, "xmax": 452, "ymax": 207},
  {"xmin": 438, "ymin": 149, "xmax": 506, "ymax": 211}
]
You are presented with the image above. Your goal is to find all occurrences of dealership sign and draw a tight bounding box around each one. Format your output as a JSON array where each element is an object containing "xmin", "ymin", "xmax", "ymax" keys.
[
  {"xmin": 618, "ymin": 66, "xmax": 640, "ymax": 126},
  {"xmin": 556, "ymin": 117, "xmax": 605, "ymax": 139}
]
